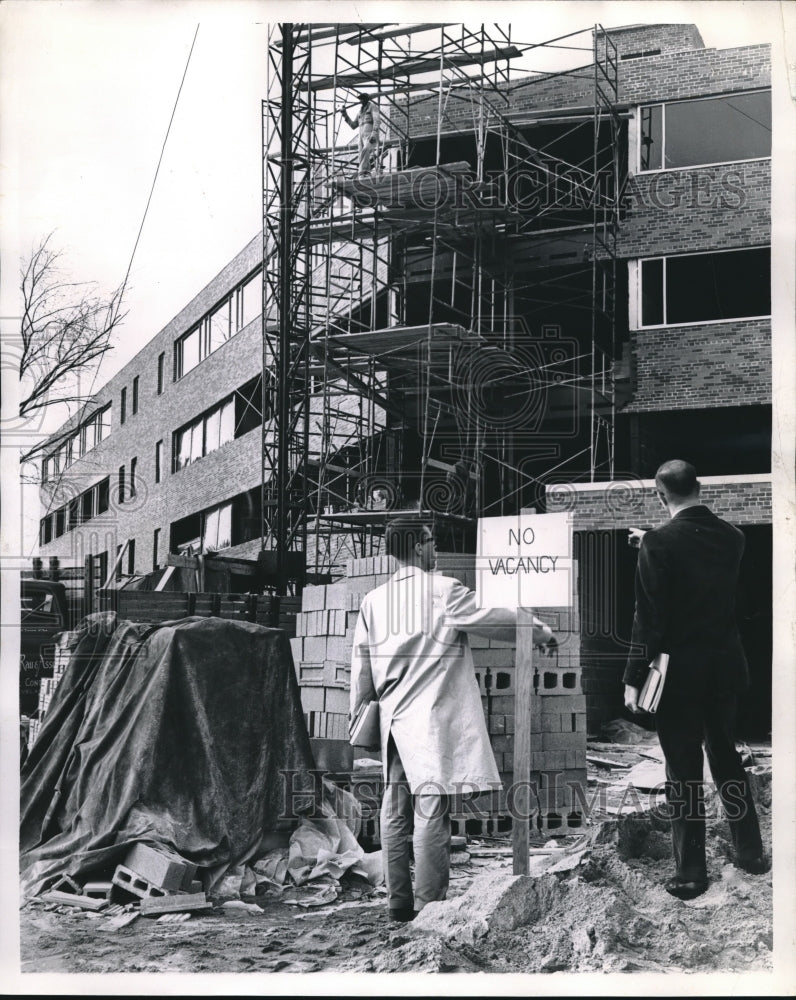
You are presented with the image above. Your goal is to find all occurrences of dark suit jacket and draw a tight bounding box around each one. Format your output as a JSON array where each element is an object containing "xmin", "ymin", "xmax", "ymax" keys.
[{"xmin": 623, "ymin": 505, "xmax": 749, "ymax": 696}]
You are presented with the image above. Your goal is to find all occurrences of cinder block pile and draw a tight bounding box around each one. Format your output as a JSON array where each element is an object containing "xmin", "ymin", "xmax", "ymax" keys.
[
  {"xmin": 42, "ymin": 843, "xmax": 210, "ymax": 915},
  {"xmin": 291, "ymin": 558, "xmax": 395, "ymax": 743},
  {"xmin": 292, "ymin": 552, "xmax": 588, "ymax": 841},
  {"xmin": 27, "ymin": 630, "xmax": 75, "ymax": 748}
]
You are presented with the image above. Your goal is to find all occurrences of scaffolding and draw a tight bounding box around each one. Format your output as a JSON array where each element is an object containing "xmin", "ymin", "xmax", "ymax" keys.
[{"xmin": 261, "ymin": 22, "xmax": 625, "ymax": 589}]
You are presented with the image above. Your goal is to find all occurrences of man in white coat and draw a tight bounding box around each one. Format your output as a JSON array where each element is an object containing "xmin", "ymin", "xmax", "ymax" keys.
[{"xmin": 350, "ymin": 515, "xmax": 556, "ymax": 922}]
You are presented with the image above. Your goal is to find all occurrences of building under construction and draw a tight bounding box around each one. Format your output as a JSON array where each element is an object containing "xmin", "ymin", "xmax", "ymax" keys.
[{"xmin": 33, "ymin": 19, "xmax": 773, "ymax": 766}]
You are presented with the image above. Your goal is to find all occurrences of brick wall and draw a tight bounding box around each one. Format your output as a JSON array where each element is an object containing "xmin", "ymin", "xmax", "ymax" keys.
[
  {"xmin": 619, "ymin": 43, "xmax": 770, "ymax": 104},
  {"xmin": 38, "ymin": 237, "xmax": 264, "ymax": 572},
  {"xmin": 624, "ymin": 318, "xmax": 770, "ymax": 412},
  {"xmin": 608, "ymin": 23, "xmax": 704, "ymax": 59},
  {"xmin": 620, "ymin": 160, "xmax": 770, "ymax": 259},
  {"xmin": 546, "ymin": 475, "xmax": 772, "ymax": 529},
  {"xmin": 402, "ymin": 36, "xmax": 769, "ymax": 139}
]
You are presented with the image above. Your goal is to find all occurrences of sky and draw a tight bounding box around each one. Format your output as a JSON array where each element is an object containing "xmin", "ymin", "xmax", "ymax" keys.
[{"xmin": 0, "ymin": 0, "xmax": 792, "ymax": 556}]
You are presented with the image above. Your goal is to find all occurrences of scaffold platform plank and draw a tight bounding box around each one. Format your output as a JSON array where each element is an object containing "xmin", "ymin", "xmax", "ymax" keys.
[
  {"xmin": 309, "ymin": 44, "xmax": 522, "ymax": 90},
  {"xmin": 322, "ymin": 322, "xmax": 480, "ymax": 358}
]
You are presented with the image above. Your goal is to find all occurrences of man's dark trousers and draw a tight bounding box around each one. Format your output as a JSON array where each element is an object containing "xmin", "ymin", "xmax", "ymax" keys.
[{"xmin": 656, "ymin": 683, "xmax": 762, "ymax": 881}]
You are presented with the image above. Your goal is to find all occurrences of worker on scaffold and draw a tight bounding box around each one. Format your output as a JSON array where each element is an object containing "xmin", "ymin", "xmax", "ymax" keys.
[{"xmin": 342, "ymin": 93, "xmax": 381, "ymax": 177}]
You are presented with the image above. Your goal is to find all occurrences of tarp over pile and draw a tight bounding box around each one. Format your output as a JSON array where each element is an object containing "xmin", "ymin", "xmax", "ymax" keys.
[{"xmin": 20, "ymin": 613, "xmax": 316, "ymax": 898}]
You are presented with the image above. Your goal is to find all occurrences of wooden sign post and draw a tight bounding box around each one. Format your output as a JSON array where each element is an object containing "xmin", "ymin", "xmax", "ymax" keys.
[
  {"xmin": 476, "ymin": 512, "xmax": 573, "ymax": 877},
  {"xmin": 513, "ymin": 606, "xmax": 535, "ymax": 875}
]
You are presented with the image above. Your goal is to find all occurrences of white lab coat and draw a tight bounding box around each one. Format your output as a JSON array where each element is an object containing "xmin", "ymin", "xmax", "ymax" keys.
[{"xmin": 350, "ymin": 566, "xmax": 517, "ymax": 794}]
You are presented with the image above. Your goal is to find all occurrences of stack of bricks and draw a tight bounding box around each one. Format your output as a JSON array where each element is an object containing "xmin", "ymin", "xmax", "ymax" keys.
[
  {"xmin": 27, "ymin": 630, "xmax": 75, "ymax": 749},
  {"xmin": 291, "ymin": 557, "xmax": 395, "ymax": 745},
  {"xmin": 529, "ymin": 602, "xmax": 588, "ymax": 834}
]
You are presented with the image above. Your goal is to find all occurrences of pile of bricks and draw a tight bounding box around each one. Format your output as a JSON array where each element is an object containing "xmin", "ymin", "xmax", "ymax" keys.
[
  {"xmin": 42, "ymin": 843, "xmax": 210, "ymax": 917},
  {"xmin": 27, "ymin": 631, "xmax": 75, "ymax": 748},
  {"xmin": 291, "ymin": 558, "xmax": 395, "ymax": 745}
]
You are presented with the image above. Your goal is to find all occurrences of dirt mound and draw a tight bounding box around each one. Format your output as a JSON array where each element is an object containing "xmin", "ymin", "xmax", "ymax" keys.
[{"xmin": 389, "ymin": 771, "xmax": 774, "ymax": 975}]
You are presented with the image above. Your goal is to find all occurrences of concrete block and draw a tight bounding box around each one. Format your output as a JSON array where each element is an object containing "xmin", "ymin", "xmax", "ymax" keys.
[
  {"xmin": 289, "ymin": 637, "xmax": 303, "ymax": 664},
  {"xmin": 541, "ymin": 731, "xmax": 584, "ymax": 751},
  {"xmin": 83, "ymin": 881, "xmax": 113, "ymax": 901},
  {"xmin": 140, "ymin": 892, "xmax": 212, "ymax": 917},
  {"xmin": 300, "ymin": 686, "xmax": 325, "ymax": 713},
  {"xmin": 299, "ymin": 663, "xmax": 324, "ymax": 685},
  {"xmin": 323, "ymin": 686, "xmax": 350, "ymax": 714},
  {"xmin": 566, "ymin": 749, "xmax": 587, "ymax": 769},
  {"xmin": 326, "ymin": 635, "xmax": 347, "ymax": 661},
  {"xmin": 325, "ymin": 581, "xmax": 348, "ymax": 608},
  {"xmin": 123, "ymin": 843, "xmax": 197, "ymax": 892},
  {"xmin": 302, "ymin": 586, "xmax": 326, "ymax": 611},
  {"xmin": 302, "ymin": 636, "xmax": 327, "ymax": 663},
  {"xmin": 489, "ymin": 695, "xmax": 515, "ymax": 715},
  {"xmin": 329, "ymin": 609, "xmax": 347, "ymax": 636},
  {"xmin": 112, "ymin": 864, "xmax": 168, "ymax": 899},
  {"xmin": 541, "ymin": 714, "xmax": 561, "ymax": 733},
  {"xmin": 346, "ymin": 593, "xmax": 364, "ymax": 612}
]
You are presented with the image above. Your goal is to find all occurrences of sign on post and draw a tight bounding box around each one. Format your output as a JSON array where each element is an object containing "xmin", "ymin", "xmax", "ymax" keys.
[
  {"xmin": 475, "ymin": 512, "xmax": 573, "ymax": 610},
  {"xmin": 476, "ymin": 513, "xmax": 574, "ymax": 875}
]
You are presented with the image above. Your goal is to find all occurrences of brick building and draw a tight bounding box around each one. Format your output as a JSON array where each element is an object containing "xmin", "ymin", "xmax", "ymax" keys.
[{"xmin": 34, "ymin": 23, "xmax": 773, "ymax": 737}]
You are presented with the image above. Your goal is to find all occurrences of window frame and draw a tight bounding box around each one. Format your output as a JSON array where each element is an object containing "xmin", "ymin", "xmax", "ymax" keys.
[
  {"xmin": 120, "ymin": 386, "xmax": 127, "ymax": 425},
  {"xmin": 132, "ymin": 375, "xmax": 139, "ymax": 415},
  {"xmin": 634, "ymin": 245, "xmax": 771, "ymax": 329},
  {"xmin": 636, "ymin": 88, "xmax": 772, "ymax": 174}
]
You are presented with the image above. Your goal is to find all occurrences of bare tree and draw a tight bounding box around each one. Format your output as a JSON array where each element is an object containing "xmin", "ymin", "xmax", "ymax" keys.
[{"xmin": 19, "ymin": 234, "xmax": 127, "ymax": 417}]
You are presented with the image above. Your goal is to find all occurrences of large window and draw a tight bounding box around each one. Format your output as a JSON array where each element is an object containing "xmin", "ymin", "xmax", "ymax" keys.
[
  {"xmin": 169, "ymin": 487, "xmax": 262, "ymax": 555},
  {"xmin": 638, "ymin": 247, "xmax": 770, "ymax": 327},
  {"xmin": 40, "ymin": 477, "xmax": 110, "ymax": 542},
  {"xmin": 42, "ymin": 404, "xmax": 111, "ymax": 482},
  {"xmin": 174, "ymin": 268, "xmax": 262, "ymax": 379},
  {"xmin": 639, "ymin": 91, "xmax": 771, "ymax": 171},
  {"xmin": 238, "ymin": 270, "xmax": 262, "ymax": 330},
  {"xmin": 172, "ymin": 376, "xmax": 262, "ymax": 473}
]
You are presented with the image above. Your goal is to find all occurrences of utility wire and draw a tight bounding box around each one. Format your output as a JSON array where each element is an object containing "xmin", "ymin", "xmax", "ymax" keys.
[{"xmin": 28, "ymin": 24, "xmax": 200, "ymax": 557}]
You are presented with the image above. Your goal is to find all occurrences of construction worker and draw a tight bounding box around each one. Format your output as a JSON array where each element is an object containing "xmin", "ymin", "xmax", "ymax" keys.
[{"xmin": 342, "ymin": 93, "xmax": 380, "ymax": 177}]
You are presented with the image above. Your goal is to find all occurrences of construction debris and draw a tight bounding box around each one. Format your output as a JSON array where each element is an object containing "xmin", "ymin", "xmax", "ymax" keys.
[
  {"xmin": 140, "ymin": 893, "xmax": 213, "ymax": 917},
  {"xmin": 40, "ymin": 890, "xmax": 108, "ymax": 911}
]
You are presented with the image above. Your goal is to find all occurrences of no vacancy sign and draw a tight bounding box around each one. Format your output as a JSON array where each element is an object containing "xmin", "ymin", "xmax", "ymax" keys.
[{"xmin": 475, "ymin": 512, "xmax": 574, "ymax": 609}]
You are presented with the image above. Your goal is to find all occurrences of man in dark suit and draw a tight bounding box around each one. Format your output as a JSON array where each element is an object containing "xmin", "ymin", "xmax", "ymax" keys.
[{"xmin": 623, "ymin": 460, "xmax": 767, "ymax": 900}]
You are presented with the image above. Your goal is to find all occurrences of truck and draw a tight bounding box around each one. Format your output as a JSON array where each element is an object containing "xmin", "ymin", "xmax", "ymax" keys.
[{"xmin": 20, "ymin": 578, "xmax": 70, "ymax": 716}]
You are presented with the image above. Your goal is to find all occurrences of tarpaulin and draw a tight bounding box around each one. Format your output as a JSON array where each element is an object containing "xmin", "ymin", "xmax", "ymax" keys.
[{"xmin": 20, "ymin": 613, "xmax": 316, "ymax": 898}]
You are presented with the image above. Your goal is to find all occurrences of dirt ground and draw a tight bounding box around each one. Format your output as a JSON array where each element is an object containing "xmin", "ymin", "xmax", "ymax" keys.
[{"xmin": 19, "ymin": 751, "xmax": 774, "ymax": 978}]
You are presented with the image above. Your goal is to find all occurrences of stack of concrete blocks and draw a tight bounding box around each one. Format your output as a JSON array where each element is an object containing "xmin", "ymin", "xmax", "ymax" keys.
[
  {"xmin": 437, "ymin": 554, "xmax": 587, "ymax": 837},
  {"xmin": 291, "ymin": 551, "xmax": 587, "ymax": 842},
  {"xmin": 290, "ymin": 557, "xmax": 396, "ymax": 771},
  {"xmin": 28, "ymin": 630, "xmax": 75, "ymax": 748}
]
